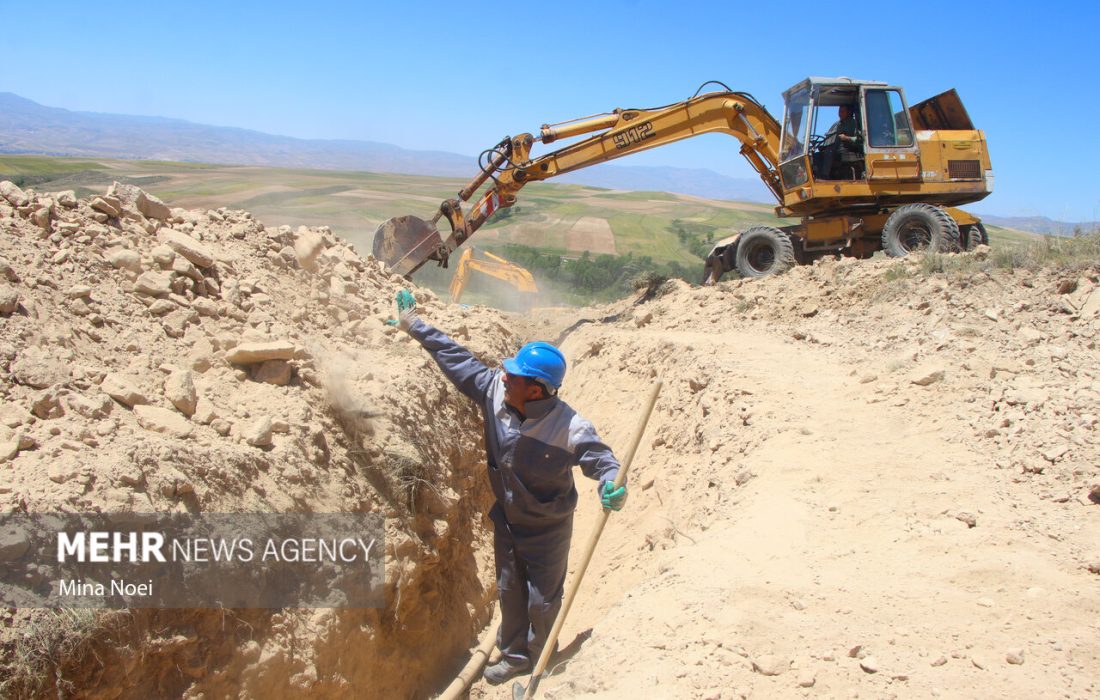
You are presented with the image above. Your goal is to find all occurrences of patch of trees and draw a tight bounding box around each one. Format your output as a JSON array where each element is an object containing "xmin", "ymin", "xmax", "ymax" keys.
[
  {"xmin": 499, "ymin": 244, "xmax": 699, "ymax": 303},
  {"xmin": 669, "ymin": 218, "xmax": 719, "ymax": 259}
]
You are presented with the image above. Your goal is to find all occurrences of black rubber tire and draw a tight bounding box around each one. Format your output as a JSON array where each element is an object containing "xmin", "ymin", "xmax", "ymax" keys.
[
  {"xmin": 734, "ymin": 226, "xmax": 796, "ymax": 278},
  {"xmin": 961, "ymin": 224, "xmax": 984, "ymax": 251},
  {"xmin": 968, "ymin": 224, "xmax": 994, "ymax": 248},
  {"xmin": 881, "ymin": 204, "xmax": 961, "ymax": 257}
]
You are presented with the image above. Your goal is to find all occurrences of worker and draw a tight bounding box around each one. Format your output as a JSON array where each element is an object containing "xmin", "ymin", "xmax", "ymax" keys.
[
  {"xmin": 392, "ymin": 289, "xmax": 627, "ymax": 685},
  {"xmin": 831, "ymin": 104, "xmax": 864, "ymax": 180}
]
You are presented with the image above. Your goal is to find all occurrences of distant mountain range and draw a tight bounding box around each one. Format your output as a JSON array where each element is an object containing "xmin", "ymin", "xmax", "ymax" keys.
[
  {"xmin": 0, "ymin": 92, "xmax": 771, "ymax": 203},
  {"xmin": 972, "ymin": 214, "xmax": 1099, "ymax": 237}
]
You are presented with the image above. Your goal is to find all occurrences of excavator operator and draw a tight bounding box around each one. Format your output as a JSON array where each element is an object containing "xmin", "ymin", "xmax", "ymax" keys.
[
  {"xmin": 829, "ymin": 104, "xmax": 864, "ymax": 180},
  {"xmin": 391, "ymin": 289, "xmax": 627, "ymax": 685}
]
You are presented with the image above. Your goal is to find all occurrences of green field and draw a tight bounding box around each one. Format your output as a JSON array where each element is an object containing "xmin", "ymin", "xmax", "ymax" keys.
[
  {"xmin": 0, "ymin": 155, "xmax": 791, "ymax": 264},
  {"xmin": 0, "ymin": 154, "xmax": 1038, "ymax": 255}
]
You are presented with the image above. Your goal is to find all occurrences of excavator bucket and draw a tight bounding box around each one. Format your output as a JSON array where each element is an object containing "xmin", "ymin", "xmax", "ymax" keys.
[{"xmin": 372, "ymin": 215, "xmax": 444, "ymax": 277}]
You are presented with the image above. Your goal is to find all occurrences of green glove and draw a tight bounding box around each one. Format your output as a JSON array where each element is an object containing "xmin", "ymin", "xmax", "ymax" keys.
[
  {"xmin": 386, "ymin": 289, "xmax": 418, "ymax": 330},
  {"xmin": 600, "ymin": 481, "xmax": 627, "ymax": 511},
  {"xmin": 396, "ymin": 289, "xmax": 415, "ymax": 312}
]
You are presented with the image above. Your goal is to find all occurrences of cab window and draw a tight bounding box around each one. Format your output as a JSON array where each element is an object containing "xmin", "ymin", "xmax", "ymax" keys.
[
  {"xmin": 866, "ymin": 89, "xmax": 914, "ymax": 148},
  {"xmin": 781, "ymin": 88, "xmax": 810, "ymax": 161}
]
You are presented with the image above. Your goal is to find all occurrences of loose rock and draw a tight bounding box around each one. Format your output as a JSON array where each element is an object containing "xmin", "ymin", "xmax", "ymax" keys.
[
  {"xmin": 253, "ymin": 359, "xmax": 292, "ymax": 386},
  {"xmin": 101, "ymin": 373, "xmax": 150, "ymax": 407},
  {"xmin": 0, "ymin": 440, "xmax": 19, "ymax": 463},
  {"xmin": 954, "ymin": 511, "xmax": 977, "ymax": 528},
  {"xmin": 245, "ymin": 416, "xmax": 274, "ymax": 447},
  {"xmin": 48, "ymin": 463, "xmax": 80, "ymax": 484},
  {"xmin": 134, "ymin": 405, "xmax": 193, "ymax": 438},
  {"xmin": 164, "ymin": 370, "xmax": 198, "ymax": 417},
  {"xmin": 158, "ymin": 228, "xmax": 216, "ymax": 268},
  {"xmin": 30, "ymin": 389, "xmax": 65, "ymax": 419},
  {"xmin": 90, "ymin": 196, "xmax": 121, "ymax": 217},
  {"xmin": 137, "ymin": 191, "xmax": 171, "ymax": 221},
  {"xmin": 56, "ymin": 190, "xmax": 77, "ymax": 208},
  {"xmin": 0, "ymin": 180, "xmax": 29, "ymax": 207},
  {"xmin": 67, "ymin": 393, "xmax": 113, "ymax": 420},
  {"xmin": 107, "ymin": 248, "xmax": 142, "ymax": 273},
  {"xmin": 751, "ymin": 654, "xmax": 788, "ymax": 676},
  {"xmin": 226, "ymin": 341, "xmax": 297, "ymax": 364},
  {"xmin": 133, "ymin": 271, "xmax": 173, "ymax": 296},
  {"xmin": 0, "ymin": 284, "xmax": 18, "ymax": 314},
  {"xmin": 910, "ymin": 365, "xmax": 946, "ymax": 386},
  {"xmin": 31, "ymin": 208, "xmax": 51, "ymax": 229},
  {"xmin": 294, "ymin": 228, "xmax": 325, "ymax": 271}
]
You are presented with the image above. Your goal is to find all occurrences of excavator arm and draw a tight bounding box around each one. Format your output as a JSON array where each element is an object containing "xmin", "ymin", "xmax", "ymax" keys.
[
  {"xmin": 373, "ymin": 88, "xmax": 784, "ymax": 276},
  {"xmin": 448, "ymin": 248, "xmax": 538, "ymax": 303}
]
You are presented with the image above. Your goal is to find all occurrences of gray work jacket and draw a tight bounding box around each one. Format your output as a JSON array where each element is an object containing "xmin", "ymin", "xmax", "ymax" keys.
[{"xmin": 409, "ymin": 320, "xmax": 621, "ymax": 531}]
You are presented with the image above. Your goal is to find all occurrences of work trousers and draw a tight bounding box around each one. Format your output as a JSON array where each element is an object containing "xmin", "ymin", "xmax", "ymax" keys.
[{"xmin": 492, "ymin": 503, "xmax": 572, "ymax": 666}]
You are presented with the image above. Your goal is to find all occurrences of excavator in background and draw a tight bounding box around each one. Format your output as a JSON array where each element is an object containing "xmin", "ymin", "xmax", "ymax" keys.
[
  {"xmin": 373, "ymin": 76, "xmax": 992, "ymax": 283},
  {"xmin": 449, "ymin": 247, "xmax": 538, "ymax": 304}
]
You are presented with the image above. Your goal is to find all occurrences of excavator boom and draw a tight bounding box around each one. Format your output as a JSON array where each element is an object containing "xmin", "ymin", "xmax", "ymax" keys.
[{"xmin": 373, "ymin": 88, "xmax": 783, "ymax": 275}]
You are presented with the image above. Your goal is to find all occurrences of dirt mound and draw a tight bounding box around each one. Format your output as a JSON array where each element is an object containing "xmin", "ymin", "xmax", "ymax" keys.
[{"xmin": 0, "ymin": 180, "xmax": 522, "ymax": 697}]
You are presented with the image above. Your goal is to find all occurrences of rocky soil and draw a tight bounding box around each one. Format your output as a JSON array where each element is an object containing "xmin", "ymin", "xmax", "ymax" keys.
[
  {"xmin": 2, "ymin": 177, "xmax": 1098, "ymax": 699},
  {"xmin": 476, "ymin": 253, "xmax": 1100, "ymax": 699},
  {"xmin": 0, "ymin": 180, "xmax": 518, "ymax": 698}
]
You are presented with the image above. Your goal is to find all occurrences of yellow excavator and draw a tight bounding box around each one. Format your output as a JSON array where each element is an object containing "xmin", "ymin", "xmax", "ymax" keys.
[
  {"xmin": 373, "ymin": 77, "xmax": 992, "ymax": 283},
  {"xmin": 448, "ymin": 247, "xmax": 538, "ymax": 304}
]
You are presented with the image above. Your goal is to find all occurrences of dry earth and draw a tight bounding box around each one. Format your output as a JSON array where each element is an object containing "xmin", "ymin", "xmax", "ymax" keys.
[
  {"xmin": 474, "ymin": 257, "xmax": 1100, "ymax": 699},
  {"xmin": 1, "ymin": 178, "xmax": 1098, "ymax": 699},
  {"xmin": 0, "ymin": 180, "xmax": 511, "ymax": 698}
]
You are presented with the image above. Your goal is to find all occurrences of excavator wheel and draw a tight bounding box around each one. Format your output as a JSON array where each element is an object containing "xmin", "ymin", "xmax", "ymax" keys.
[
  {"xmin": 734, "ymin": 226, "xmax": 796, "ymax": 278},
  {"xmin": 960, "ymin": 222, "xmax": 988, "ymax": 251},
  {"xmin": 881, "ymin": 204, "xmax": 961, "ymax": 258}
]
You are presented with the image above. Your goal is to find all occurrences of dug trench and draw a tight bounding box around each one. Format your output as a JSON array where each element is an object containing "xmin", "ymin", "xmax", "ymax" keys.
[
  {"xmin": 479, "ymin": 263, "xmax": 1100, "ymax": 698},
  {"xmin": 0, "ymin": 180, "xmax": 515, "ymax": 698},
  {"xmin": 2, "ymin": 179, "xmax": 1099, "ymax": 698}
]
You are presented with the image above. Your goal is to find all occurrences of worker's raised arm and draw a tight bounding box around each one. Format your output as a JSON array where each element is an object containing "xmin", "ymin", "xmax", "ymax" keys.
[
  {"xmin": 392, "ymin": 290, "xmax": 496, "ymax": 402},
  {"xmin": 407, "ymin": 320, "xmax": 496, "ymax": 402}
]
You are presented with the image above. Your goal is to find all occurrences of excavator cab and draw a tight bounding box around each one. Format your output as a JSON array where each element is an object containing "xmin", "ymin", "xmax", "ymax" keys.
[{"xmin": 778, "ymin": 78, "xmax": 919, "ymax": 191}]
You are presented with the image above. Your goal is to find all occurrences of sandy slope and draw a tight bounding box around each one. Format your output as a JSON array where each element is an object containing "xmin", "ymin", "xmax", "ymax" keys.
[
  {"xmin": 2, "ymin": 176, "xmax": 1097, "ymax": 699},
  {"xmin": 472, "ymin": 260, "xmax": 1100, "ymax": 700}
]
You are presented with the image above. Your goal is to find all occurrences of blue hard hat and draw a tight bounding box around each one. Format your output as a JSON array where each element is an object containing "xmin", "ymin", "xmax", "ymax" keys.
[{"xmin": 503, "ymin": 342, "xmax": 567, "ymax": 389}]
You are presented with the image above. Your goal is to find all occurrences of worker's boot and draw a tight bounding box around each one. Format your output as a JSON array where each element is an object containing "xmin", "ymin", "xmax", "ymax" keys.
[{"xmin": 483, "ymin": 657, "xmax": 530, "ymax": 685}]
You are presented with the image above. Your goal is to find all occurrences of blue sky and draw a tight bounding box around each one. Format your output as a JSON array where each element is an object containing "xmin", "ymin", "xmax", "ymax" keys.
[{"xmin": 2, "ymin": 0, "xmax": 1097, "ymax": 221}]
